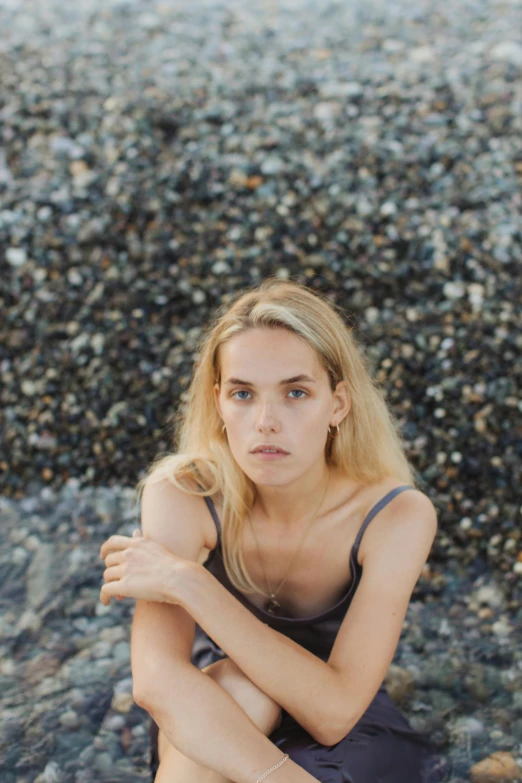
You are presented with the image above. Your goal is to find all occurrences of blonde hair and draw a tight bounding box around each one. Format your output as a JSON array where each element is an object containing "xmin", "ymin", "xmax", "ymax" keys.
[{"xmin": 136, "ymin": 276, "xmax": 418, "ymax": 594}]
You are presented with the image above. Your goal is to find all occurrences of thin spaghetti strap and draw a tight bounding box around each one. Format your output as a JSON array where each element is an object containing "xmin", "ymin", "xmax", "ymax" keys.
[
  {"xmin": 194, "ymin": 479, "xmax": 222, "ymax": 541},
  {"xmin": 352, "ymin": 485, "xmax": 415, "ymax": 563},
  {"xmin": 203, "ymin": 495, "xmax": 222, "ymax": 539}
]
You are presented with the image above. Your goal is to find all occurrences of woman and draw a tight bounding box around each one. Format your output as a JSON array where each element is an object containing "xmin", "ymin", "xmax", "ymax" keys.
[{"xmin": 100, "ymin": 278, "xmax": 443, "ymax": 783}]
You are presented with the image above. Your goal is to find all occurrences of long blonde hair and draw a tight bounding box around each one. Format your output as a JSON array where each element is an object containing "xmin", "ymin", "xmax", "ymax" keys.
[{"xmin": 136, "ymin": 276, "xmax": 418, "ymax": 594}]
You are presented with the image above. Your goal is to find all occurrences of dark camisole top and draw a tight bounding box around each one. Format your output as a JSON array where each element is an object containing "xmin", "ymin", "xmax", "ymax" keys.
[
  {"xmin": 194, "ymin": 485, "xmax": 418, "ymax": 664},
  {"xmin": 149, "ymin": 484, "xmax": 443, "ymax": 783}
]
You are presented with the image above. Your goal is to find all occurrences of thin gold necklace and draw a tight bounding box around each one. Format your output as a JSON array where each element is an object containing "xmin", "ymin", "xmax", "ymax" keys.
[{"xmin": 247, "ymin": 468, "xmax": 331, "ymax": 615}]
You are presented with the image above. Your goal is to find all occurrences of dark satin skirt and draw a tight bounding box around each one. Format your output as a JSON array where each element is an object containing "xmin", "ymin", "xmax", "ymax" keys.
[
  {"xmin": 148, "ymin": 636, "xmax": 446, "ymax": 782},
  {"xmin": 267, "ymin": 690, "xmax": 445, "ymax": 783}
]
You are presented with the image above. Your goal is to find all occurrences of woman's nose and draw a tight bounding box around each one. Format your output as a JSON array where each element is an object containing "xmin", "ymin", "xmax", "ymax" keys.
[{"xmin": 256, "ymin": 402, "xmax": 279, "ymax": 430}]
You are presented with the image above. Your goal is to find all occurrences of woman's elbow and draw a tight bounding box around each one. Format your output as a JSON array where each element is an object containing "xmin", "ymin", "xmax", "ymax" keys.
[
  {"xmin": 132, "ymin": 675, "xmax": 162, "ymax": 710},
  {"xmin": 132, "ymin": 683, "xmax": 155, "ymax": 710},
  {"xmin": 131, "ymin": 659, "xmax": 194, "ymax": 712},
  {"xmin": 313, "ymin": 712, "xmax": 356, "ymax": 747}
]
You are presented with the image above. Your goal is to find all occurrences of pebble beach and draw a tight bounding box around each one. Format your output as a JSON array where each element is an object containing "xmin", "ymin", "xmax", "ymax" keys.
[{"xmin": 0, "ymin": 0, "xmax": 521, "ymax": 781}]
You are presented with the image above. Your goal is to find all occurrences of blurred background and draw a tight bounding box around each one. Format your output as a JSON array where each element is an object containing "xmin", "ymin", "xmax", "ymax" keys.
[{"xmin": 0, "ymin": 0, "xmax": 521, "ymax": 781}]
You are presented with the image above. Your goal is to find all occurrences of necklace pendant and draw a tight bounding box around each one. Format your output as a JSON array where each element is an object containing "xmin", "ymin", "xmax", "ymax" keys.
[{"xmin": 265, "ymin": 596, "xmax": 281, "ymax": 614}]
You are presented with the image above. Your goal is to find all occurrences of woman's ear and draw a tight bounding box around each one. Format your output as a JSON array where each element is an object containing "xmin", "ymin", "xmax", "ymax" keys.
[
  {"xmin": 213, "ymin": 382, "xmax": 222, "ymax": 419},
  {"xmin": 333, "ymin": 380, "xmax": 351, "ymax": 421}
]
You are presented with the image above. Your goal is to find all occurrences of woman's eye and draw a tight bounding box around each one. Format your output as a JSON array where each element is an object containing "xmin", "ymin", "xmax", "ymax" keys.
[
  {"xmin": 232, "ymin": 390, "xmax": 251, "ymax": 400},
  {"xmin": 231, "ymin": 389, "xmax": 307, "ymax": 400}
]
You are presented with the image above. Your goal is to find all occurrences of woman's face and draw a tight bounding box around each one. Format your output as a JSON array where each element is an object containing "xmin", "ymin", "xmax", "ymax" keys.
[{"xmin": 213, "ymin": 327, "xmax": 349, "ymax": 486}]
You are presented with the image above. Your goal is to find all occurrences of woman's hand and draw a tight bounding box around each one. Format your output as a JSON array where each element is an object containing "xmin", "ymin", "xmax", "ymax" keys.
[{"xmin": 99, "ymin": 528, "xmax": 191, "ymax": 606}]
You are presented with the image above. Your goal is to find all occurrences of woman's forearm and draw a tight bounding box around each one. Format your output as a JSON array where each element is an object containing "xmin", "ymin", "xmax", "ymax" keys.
[
  {"xmin": 172, "ymin": 564, "xmax": 340, "ymax": 741},
  {"xmin": 143, "ymin": 663, "xmax": 319, "ymax": 783}
]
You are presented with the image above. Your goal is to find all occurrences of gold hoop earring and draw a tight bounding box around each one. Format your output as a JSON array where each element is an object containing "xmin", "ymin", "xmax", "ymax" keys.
[
  {"xmin": 221, "ymin": 424, "xmax": 227, "ymax": 434},
  {"xmin": 328, "ymin": 424, "xmax": 339, "ymax": 438}
]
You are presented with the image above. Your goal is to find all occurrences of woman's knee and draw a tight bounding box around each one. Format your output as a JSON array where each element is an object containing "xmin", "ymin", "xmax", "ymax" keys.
[{"xmin": 202, "ymin": 658, "xmax": 282, "ymax": 736}]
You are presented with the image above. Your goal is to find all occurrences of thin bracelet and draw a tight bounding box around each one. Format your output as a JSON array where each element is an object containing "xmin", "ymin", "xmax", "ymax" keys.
[{"xmin": 255, "ymin": 754, "xmax": 289, "ymax": 782}]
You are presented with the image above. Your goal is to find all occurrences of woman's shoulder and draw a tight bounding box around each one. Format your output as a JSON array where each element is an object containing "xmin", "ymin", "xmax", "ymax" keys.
[
  {"xmin": 356, "ymin": 478, "xmax": 432, "ymax": 564},
  {"xmin": 332, "ymin": 472, "xmax": 422, "ymax": 516},
  {"xmin": 362, "ymin": 476, "xmax": 423, "ymax": 504},
  {"xmin": 140, "ymin": 475, "xmax": 221, "ymax": 559}
]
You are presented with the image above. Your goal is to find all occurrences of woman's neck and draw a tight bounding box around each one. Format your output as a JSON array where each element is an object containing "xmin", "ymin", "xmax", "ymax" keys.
[{"xmin": 252, "ymin": 463, "xmax": 334, "ymax": 532}]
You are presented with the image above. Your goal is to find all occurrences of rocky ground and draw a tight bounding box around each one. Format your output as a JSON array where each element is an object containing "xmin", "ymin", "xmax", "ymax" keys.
[{"xmin": 0, "ymin": 0, "xmax": 521, "ymax": 780}]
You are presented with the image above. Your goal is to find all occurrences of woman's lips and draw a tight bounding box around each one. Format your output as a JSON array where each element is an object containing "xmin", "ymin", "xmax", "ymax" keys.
[{"xmin": 251, "ymin": 451, "xmax": 289, "ymax": 460}]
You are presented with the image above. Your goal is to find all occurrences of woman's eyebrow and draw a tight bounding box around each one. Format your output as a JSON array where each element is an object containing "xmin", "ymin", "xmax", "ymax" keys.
[{"xmin": 224, "ymin": 374, "xmax": 316, "ymax": 386}]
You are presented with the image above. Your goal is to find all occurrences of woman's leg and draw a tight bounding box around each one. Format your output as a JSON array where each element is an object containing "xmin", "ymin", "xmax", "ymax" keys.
[
  {"xmin": 155, "ymin": 741, "xmax": 232, "ymax": 783},
  {"xmin": 153, "ymin": 657, "xmax": 282, "ymax": 783}
]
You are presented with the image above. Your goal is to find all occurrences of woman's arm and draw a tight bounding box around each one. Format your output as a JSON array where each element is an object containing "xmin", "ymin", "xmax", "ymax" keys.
[
  {"xmin": 110, "ymin": 480, "xmax": 318, "ymax": 783},
  {"xmin": 172, "ymin": 565, "xmax": 340, "ymax": 744},
  {"xmin": 102, "ymin": 517, "xmax": 337, "ymax": 745},
  {"xmin": 139, "ymin": 657, "xmax": 319, "ymax": 783}
]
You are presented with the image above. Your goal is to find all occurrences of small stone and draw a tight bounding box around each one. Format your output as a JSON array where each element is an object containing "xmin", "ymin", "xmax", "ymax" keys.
[
  {"xmin": 365, "ymin": 307, "xmax": 380, "ymax": 324},
  {"xmin": 313, "ymin": 102, "xmax": 341, "ymax": 121},
  {"xmin": 59, "ymin": 709, "xmax": 80, "ymax": 729},
  {"xmin": 1, "ymin": 658, "xmax": 16, "ymax": 675},
  {"xmin": 120, "ymin": 725, "xmax": 133, "ymax": 752},
  {"xmin": 137, "ymin": 13, "xmax": 162, "ymax": 30},
  {"xmin": 16, "ymin": 609, "xmax": 42, "ymax": 634},
  {"xmin": 409, "ymin": 46, "xmax": 436, "ymax": 62},
  {"xmin": 21, "ymin": 380, "xmax": 37, "ymax": 396},
  {"xmin": 476, "ymin": 585, "xmax": 504, "ymax": 609},
  {"xmin": 320, "ymin": 81, "xmax": 363, "ymax": 98},
  {"xmin": 491, "ymin": 617, "xmax": 513, "ymax": 637},
  {"xmin": 50, "ymin": 136, "xmax": 85, "ymax": 158},
  {"xmin": 355, "ymin": 196, "xmax": 373, "ymax": 216},
  {"xmin": 211, "ymin": 260, "xmax": 231, "ymax": 275},
  {"xmin": 228, "ymin": 169, "xmax": 248, "ymax": 188},
  {"xmin": 469, "ymin": 751, "xmax": 522, "ymax": 782},
  {"xmin": 5, "ymin": 247, "xmax": 27, "ymax": 267},
  {"xmin": 111, "ymin": 692, "xmax": 134, "ymax": 713},
  {"xmin": 94, "ymin": 752, "xmax": 113, "ymax": 773},
  {"xmin": 490, "ymin": 41, "xmax": 522, "ymax": 66},
  {"xmin": 112, "ymin": 640, "xmax": 130, "ymax": 662},
  {"xmin": 379, "ymin": 201, "xmax": 397, "ymax": 217},
  {"xmin": 37, "ymin": 206, "xmax": 52, "ymax": 221},
  {"xmin": 384, "ymin": 665, "xmax": 416, "ymax": 705},
  {"xmin": 260, "ymin": 157, "xmax": 284, "ymax": 175},
  {"xmin": 113, "ymin": 676, "xmax": 133, "ymax": 694},
  {"xmin": 453, "ymin": 717, "xmax": 486, "ymax": 738},
  {"xmin": 34, "ymin": 761, "xmax": 63, "ymax": 783},
  {"xmin": 26, "ymin": 543, "xmax": 54, "ymax": 609},
  {"xmin": 104, "ymin": 714, "xmax": 126, "ymax": 732},
  {"xmin": 443, "ymin": 281, "xmax": 466, "ymax": 299}
]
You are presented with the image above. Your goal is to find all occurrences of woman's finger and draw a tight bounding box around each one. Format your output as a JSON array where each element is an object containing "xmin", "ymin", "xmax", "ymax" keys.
[
  {"xmin": 100, "ymin": 591, "xmax": 125, "ymax": 605},
  {"xmin": 103, "ymin": 551, "xmax": 122, "ymax": 567},
  {"xmin": 99, "ymin": 535, "xmax": 134, "ymax": 559},
  {"xmin": 101, "ymin": 581, "xmax": 127, "ymax": 603},
  {"xmin": 103, "ymin": 565, "xmax": 123, "ymax": 582}
]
